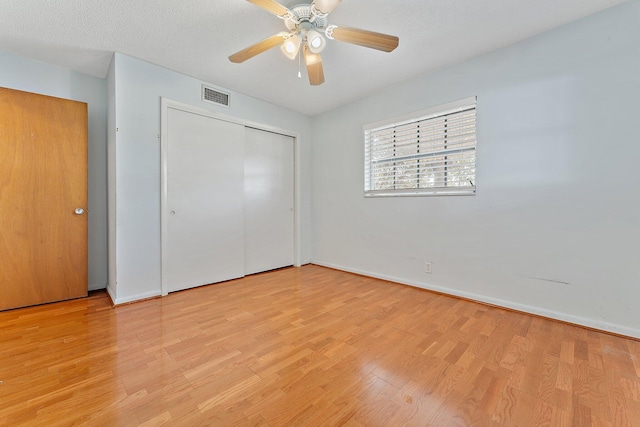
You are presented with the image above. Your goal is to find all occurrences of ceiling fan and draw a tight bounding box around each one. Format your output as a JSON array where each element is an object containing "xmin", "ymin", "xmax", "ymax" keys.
[{"xmin": 229, "ymin": 0, "xmax": 399, "ymax": 86}]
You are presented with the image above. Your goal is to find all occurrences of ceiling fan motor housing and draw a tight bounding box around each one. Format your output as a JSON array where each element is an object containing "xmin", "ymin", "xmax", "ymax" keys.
[
  {"xmin": 284, "ymin": 5, "xmax": 328, "ymax": 32},
  {"xmin": 284, "ymin": 4, "xmax": 329, "ymax": 53}
]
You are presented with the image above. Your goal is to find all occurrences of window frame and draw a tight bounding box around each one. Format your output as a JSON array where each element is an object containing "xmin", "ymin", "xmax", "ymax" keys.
[{"xmin": 364, "ymin": 97, "xmax": 477, "ymax": 198}]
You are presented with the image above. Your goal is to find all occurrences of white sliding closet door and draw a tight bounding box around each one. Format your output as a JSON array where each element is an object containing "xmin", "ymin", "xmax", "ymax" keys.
[
  {"xmin": 165, "ymin": 108, "xmax": 245, "ymax": 293},
  {"xmin": 244, "ymin": 128, "xmax": 294, "ymax": 275}
]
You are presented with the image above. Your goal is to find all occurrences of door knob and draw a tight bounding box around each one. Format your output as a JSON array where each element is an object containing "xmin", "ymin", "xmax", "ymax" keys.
[{"xmin": 74, "ymin": 208, "xmax": 85, "ymax": 215}]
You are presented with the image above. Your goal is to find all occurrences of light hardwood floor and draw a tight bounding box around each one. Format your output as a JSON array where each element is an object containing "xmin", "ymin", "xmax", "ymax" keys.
[{"xmin": 1, "ymin": 265, "xmax": 639, "ymax": 426}]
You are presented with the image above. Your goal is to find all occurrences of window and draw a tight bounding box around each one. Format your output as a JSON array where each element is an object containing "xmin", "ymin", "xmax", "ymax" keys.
[{"xmin": 364, "ymin": 97, "xmax": 476, "ymax": 197}]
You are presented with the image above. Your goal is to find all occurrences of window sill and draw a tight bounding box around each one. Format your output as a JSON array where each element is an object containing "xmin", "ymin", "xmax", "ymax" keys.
[{"xmin": 364, "ymin": 188, "xmax": 476, "ymax": 198}]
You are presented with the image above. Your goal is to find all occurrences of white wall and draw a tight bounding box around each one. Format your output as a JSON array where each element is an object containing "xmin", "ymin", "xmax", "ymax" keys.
[
  {"xmin": 0, "ymin": 50, "xmax": 108, "ymax": 291},
  {"xmin": 311, "ymin": 2, "xmax": 640, "ymax": 337},
  {"xmin": 110, "ymin": 53, "xmax": 312, "ymax": 304},
  {"xmin": 106, "ymin": 55, "xmax": 117, "ymax": 301}
]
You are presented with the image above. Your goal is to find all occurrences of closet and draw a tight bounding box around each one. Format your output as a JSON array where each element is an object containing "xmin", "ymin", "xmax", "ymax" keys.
[{"xmin": 162, "ymin": 105, "xmax": 294, "ymax": 294}]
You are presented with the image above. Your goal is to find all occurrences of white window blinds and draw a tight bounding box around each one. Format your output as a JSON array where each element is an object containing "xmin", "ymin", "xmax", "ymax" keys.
[{"xmin": 364, "ymin": 97, "xmax": 477, "ymax": 197}]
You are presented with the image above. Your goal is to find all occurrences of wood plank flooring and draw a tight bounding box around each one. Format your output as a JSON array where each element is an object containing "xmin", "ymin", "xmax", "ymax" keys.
[{"xmin": 1, "ymin": 265, "xmax": 639, "ymax": 426}]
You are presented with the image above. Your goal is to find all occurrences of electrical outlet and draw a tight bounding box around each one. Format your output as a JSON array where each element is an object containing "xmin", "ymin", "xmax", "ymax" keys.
[{"xmin": 424, "ymin": 261, "xmax": 432, "ymax": 274}]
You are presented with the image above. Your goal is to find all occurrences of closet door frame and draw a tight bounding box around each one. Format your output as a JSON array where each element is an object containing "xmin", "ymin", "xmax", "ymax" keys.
[{"xmin": 159, "ymin": 98, "xmax": 301, "ymax": 296}]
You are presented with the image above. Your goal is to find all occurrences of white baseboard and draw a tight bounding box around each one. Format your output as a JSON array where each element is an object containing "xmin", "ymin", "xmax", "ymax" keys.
[
  {"xmin": 88, "ymin": 283, "xmax": 107, "ymax": 291},
  {"xmin": 313, "ymin": 261, "xmax": 640, "ymax": 339},
  {"xmin": 105, "ymin": 281, "xmax": 162, "ymax": 306},
  {"xmin": 106, "ymin": 282, "xmax": 117, "ymax": 304},
  {"xmin": 110, "ymin": 290, "xmax": 162, "ymax": 306}
]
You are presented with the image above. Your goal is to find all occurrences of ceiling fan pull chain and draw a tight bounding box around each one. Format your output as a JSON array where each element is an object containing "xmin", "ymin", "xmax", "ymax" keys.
[{"xmin": 298, "ymin": 50, "xmax": 302, "ymax": 79}]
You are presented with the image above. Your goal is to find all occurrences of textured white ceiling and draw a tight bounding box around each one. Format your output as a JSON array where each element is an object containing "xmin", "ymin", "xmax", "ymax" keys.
[{"xmin": 0, "ymin": 0, "xmax": 628, "ymax": 115}]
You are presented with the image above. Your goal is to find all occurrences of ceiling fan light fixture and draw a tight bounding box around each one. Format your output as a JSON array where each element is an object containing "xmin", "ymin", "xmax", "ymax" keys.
[
  {"xmin": 281, "ymin": 34, "xmax": 301, "ymax": 60},
  {"xmin": 313, "ymin": 0, "xmax": 342, "ymax": 14},
  {"xmin": 306, "ymin": 30, "xmax": 326, "ymax": 54}
]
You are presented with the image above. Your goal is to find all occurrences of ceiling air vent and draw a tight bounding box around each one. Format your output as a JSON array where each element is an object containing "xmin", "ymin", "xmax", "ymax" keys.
[{"xmin": 202, "ymin": 85, "xmax": 230, "ymax": 107}]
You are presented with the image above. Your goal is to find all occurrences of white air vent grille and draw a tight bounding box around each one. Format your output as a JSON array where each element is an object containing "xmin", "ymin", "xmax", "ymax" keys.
[{"xmin": 202, "ymin": 85, "xmax": 230, "ymax": 107}]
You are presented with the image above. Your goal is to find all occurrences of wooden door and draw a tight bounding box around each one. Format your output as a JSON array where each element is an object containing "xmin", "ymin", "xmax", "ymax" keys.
[
  {"xmin": 244, "ymin": 128, "xmax": 294, "ymax": 275},
  {"xmin": 0, "ymin": 87, "xmax": 88, "ymax": 310}
]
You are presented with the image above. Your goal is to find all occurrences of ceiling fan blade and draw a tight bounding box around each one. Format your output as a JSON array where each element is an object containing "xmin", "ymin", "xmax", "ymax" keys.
[
  {"xmin": 247, "ymin": 0, "xmax": 291, "ymax": 17},
  {"xmin": 312, "ymin": 0, "xmax": 342, "ymax": 14},
  {"xmin": 304, "ymin": 47, "xmax": 325, "ymax": 86},
  {"xmin": 331, "ymin": 26, "xmax": 399, "ymax": 52},
  {"xmin": 229, "ymin": 33, "xmax": 287, "ymax": 63}
]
